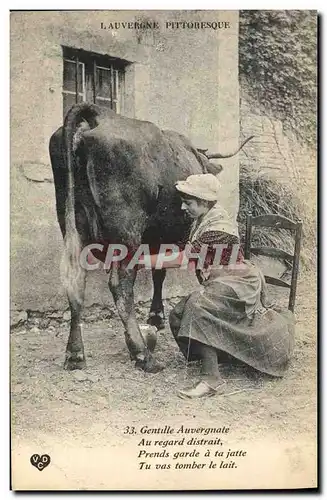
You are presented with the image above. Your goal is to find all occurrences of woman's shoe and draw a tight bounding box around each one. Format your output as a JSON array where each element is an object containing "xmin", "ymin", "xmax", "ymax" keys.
[{"xmin": 177, "ymin": 380, "xmax": 226, "ymax": 399}]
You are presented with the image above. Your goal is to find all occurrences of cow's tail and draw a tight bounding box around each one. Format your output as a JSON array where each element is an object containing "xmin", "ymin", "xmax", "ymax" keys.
[{"xmin": 61, "ymin": 103, "xmax": 101, "ymax": 305}]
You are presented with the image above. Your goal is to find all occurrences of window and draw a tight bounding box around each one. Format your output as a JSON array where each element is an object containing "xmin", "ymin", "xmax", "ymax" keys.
[{"xmin": 62, "ymin": 47, "xmax": 128, "ymax": 118}]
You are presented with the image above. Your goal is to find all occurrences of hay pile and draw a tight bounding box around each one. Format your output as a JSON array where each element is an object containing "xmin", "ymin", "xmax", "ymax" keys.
[{"xmin": 238, "ymin": 165, "xmax": 316, "ymax": 269}]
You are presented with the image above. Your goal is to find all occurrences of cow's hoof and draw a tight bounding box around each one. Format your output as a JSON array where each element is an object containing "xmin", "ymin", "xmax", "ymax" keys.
[
  {"xmin": 135, "ymin": 355, "xmax": 165, "ymax": 374},
  {"xmin": 147, "ymin": 312, "xmax": 165, "ymax": 331},
  {"xmin": 124, "ymin": 334, "xmax": 145, "ymax": 361},
  {"xmin": 64, "ymin": 352, "xmax": 86, "ymax": 371}
]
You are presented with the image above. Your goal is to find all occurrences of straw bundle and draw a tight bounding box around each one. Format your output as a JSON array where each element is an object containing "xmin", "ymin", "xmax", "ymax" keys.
[{"xmin": 238, "ymin": 165, "xmax": 316, "ymax": 269}]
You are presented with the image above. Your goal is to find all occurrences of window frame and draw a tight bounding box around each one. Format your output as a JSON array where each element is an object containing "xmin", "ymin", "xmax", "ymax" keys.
[
  {"xmin": 95, "ymin": 64, "xmax": 122, "ymax": 113},
  {"xmin": 62, "ymin": 58, "xmax": 86, "ymax": 101},
  {"xmin": 62, "ymin": 46, "xmax": 128, "ymax": 117}
]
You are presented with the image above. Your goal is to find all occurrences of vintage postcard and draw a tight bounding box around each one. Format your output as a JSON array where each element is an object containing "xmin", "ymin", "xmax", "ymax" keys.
[{"xmin": 10, "ymin": 9, "xmax": 317, "ymax": 490}]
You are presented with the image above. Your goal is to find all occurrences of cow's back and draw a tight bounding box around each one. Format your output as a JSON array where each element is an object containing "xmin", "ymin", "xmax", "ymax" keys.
[
  {"xmin": 82, "ymin": 112, "xmax": 205, "ymax": 246},
  {"xmin": 50, "ymin": 106, "xmax": 207, "ymax": 247}
]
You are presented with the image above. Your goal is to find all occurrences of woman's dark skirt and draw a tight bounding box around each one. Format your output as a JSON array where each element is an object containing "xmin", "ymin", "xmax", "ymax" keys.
[{"xmin": 169, "ymin": 272, "xmax": 295, "ymax": 377}]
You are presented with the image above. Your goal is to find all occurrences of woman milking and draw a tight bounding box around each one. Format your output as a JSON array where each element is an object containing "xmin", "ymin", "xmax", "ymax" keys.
[{"xmin": 140, "ymin": 173, "xmax": 295, "ymax": 399}]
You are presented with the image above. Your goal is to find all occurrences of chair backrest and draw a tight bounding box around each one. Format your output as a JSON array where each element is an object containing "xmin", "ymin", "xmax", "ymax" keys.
[{"xmin": 244, "ymin": 213, "xmax": 302, "ymax": 312}]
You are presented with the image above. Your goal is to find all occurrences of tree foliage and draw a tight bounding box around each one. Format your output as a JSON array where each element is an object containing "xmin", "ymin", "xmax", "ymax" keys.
[{"xmin": 239, "ymin": 10, "xmax": 317, "ymax": 145}]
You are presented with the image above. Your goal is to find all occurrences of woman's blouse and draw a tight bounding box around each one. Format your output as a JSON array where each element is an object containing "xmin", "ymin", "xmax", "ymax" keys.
[{"xmin": 188, "ymin": 230, "xmax": 244, "ymax": 268}]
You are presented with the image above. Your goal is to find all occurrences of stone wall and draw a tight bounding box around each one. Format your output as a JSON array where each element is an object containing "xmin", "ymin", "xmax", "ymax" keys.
[
  {"xmin": 239, "ymin": 83, "xmax": 316, "ymax": 183},
  {"xmin": 239, "ymin": 85, "xmax": 317, "ymax": 245}
]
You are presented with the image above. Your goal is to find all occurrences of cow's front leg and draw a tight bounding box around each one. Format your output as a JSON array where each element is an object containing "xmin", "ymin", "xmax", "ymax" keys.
[
  {"xmin": 108, "ymin": 264, "xmax": 164, "ymax": 373},
  {"xmin": 147, "ymin": 269, "xmax": 166, "ymax": 330},
  {"xmin": 64, "ymin": 268, "xmax": 87, "ymax": 370}
]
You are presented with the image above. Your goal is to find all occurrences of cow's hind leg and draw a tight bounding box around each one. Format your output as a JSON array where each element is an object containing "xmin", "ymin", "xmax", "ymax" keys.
[
  {"xmin": 108, "ymin": 264, "xmax": 164, "ymax": 373},
  {"xmin": 63, "ymin": 267, "xmax": 87, "ymax": 370},
  {"xmin": 60, "ymin": 216, "xmax": 88, "ymax": 371},
  {"xmin": 147, "ymin": 269, "xmax": 166, "ymax": 330}
]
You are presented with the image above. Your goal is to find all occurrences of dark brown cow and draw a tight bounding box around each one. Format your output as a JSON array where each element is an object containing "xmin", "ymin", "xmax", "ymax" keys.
[{"xmin": 49, "ymin": 102, "xmax": 251, "ymax": 373}]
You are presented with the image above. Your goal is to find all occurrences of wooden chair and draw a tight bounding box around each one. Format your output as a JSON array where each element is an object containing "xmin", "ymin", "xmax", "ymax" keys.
[{"xmin": 244, "ymin": 213, "xmax": 303, "ymax": 312}]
